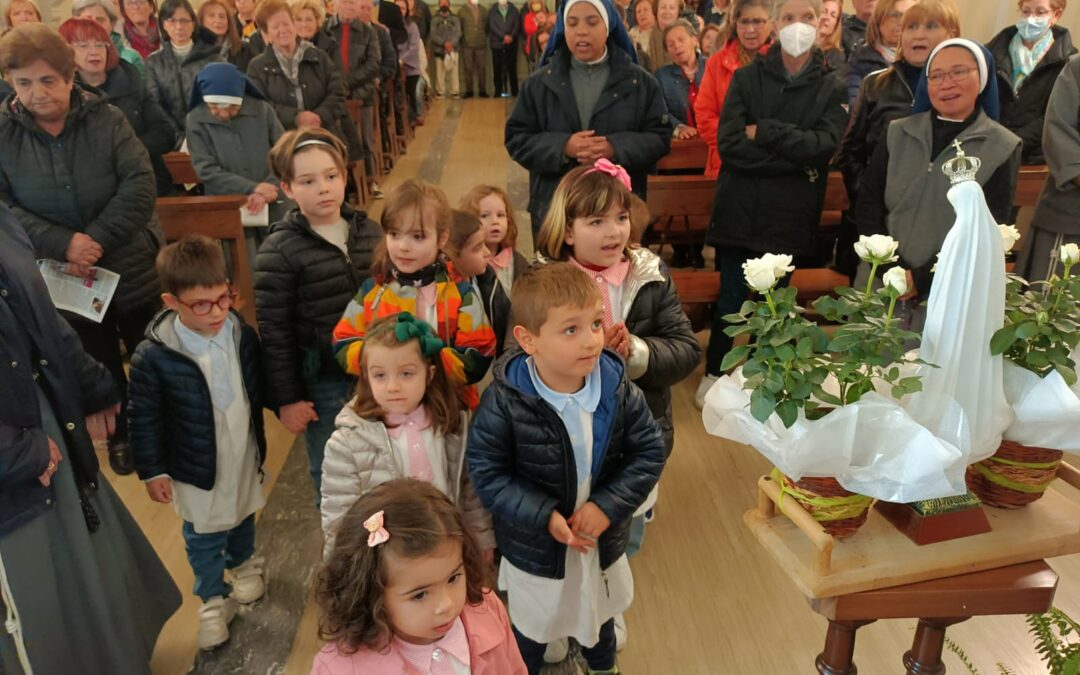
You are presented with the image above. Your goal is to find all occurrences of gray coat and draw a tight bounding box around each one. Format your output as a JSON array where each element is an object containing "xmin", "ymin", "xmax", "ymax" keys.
[
  {"xmin": 185, "ymin": 97, "xmax": 283, "ymax": 196},
  {"xmin": 0, "ymin": 90, "xmax": 162, "ymax": 312},
  {"xmin": 145, "ymin": 38, "xmax": 224, "ymax": 144},
  {"xmin": 323, "ymin": 17, "xmax": 382, "ymax": 104},
  {"xmin": 884, "ymin": 111, "xmax": 1021, "ymax": 270},
  {"xmin": 320, "ymin": 406, "xmax": 494, "ymax": 556},
  {"xmin": 429, "ymin": 10, "xmax": 462, "ymax": 57},
  {"xmin": 1031, "ymin": 55, "xmax": 1080, "ymax": 235}
]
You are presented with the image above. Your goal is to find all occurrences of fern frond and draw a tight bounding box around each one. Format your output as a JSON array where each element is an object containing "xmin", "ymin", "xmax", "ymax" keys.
[{"xmin": 945, "ymin": 636, "xmax": 981, "ymax": 675}]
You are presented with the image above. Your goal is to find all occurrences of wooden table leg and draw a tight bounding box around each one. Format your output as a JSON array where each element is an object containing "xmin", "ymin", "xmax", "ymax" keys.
[
  {"xmin": 816, "ymin": 619, "xmax": 876, "ymax": 675},
  {"xmin": 903, "ymin": 617, "xmax": 969, "ymax": 675}
]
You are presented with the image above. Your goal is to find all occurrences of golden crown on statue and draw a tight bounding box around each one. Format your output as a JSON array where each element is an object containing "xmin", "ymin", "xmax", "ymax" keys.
[{"xmin": 942, "ymin": 138, "xmax": 981, "ymax": 185}]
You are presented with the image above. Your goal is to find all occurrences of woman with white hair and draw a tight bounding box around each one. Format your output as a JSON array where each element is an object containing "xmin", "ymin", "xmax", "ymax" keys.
[{"xmin": 856, "ymin": 38, "xmax": 1022, "ymax": 312}]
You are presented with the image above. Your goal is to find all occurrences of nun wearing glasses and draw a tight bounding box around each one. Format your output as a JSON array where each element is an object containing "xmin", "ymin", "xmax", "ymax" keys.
[{"xmin": 856, "ymin": 38, "xmax": 1022, "ymax": 315}]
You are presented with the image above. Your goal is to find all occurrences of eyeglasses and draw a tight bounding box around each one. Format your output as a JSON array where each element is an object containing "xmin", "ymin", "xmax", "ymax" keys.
[
  {"xmin": 72, "ymin": 41, "xmax": 110, "ymax": 51},
  {"xmin": 1020, "ymin": 8, "xmax": 1054, "ymax": 17},
  {"xmin": 164, "ymin": 16, "xmax": 193, "ymax": 25},
  {"xmin": 175, "ymin": 287, "xmax": 237, "ymax": 316},
  {"xmin": 737, "ymin": 17, "xmax": 767, "ymax": 28},
  {"xmin": 926, "ymin": 65, "xmax": 978, "ymax": 85}
]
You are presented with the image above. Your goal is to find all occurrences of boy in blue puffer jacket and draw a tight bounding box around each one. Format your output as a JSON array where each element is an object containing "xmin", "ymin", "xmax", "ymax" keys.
[
  {"xmin": 467, "ymin": 262, "xmax": 665, "ymax": 675},
  {"xmin": 128, "ymin": 235, "xmax": 268, "ymax": 651}
]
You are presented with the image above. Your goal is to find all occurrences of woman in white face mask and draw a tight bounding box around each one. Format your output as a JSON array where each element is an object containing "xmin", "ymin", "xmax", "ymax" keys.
[
  {"xmin": 986, "ymin": 0, "xmax": 1076, "ymax": 165},
  {"xmin": 694, "ymin": 0, "xmax": 849, "ymax": 410}
]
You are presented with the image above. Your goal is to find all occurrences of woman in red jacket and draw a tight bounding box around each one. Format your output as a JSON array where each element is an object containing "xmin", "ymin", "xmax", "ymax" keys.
[{"xmin": 693, "ymin": 0, "xmax": 772, "ymax": 179}]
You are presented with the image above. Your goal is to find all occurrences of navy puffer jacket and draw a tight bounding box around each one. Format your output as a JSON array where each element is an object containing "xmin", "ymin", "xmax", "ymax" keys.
[
  {"xmin": 128, "ymin": 309, "xmax": 266, "ymax": 490},
  {"xmin": 467, "ymin": 350, "xmax": 665, "ymax": 578}
]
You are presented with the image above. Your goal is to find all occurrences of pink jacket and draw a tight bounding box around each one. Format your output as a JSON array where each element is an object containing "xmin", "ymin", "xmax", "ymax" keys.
[{"xmin": 310, "ymin": 591, "xmax": 528, "ymax": 675}]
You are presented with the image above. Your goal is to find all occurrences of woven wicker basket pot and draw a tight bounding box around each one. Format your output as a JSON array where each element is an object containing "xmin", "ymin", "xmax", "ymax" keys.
[
  {"xmin": 780, "ymin": 474, "xmax": 873, "ymax": 540},
  {"xmin": 966, "ymin": 440, "xmax": 1063, "ymax": 509}
]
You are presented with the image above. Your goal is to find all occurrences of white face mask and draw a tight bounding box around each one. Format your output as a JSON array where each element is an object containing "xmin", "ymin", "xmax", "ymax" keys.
[
  {"xmin": 1015, "ymin": 15, "xmax": 1051, "ymax": 42},
  {"xmin": 778, "ymin": 21, "xmax": 816, "ymax": 58}
]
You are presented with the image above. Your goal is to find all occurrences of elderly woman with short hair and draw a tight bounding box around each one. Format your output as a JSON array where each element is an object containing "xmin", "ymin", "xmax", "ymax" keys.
[
  {"xmin": 0, "ymin": 23, "xmax": 167, "ymax": 476},
  {"xmin": 59, "ymin": 16, "xmax": 174, "ymax": 194},
  {"xmin": 0, "ymin": 29, "xmax": 179, "ymax": 674},
  {"xmin": 71, "ymin": 0, "xmax": 145, "ymax": 74}
]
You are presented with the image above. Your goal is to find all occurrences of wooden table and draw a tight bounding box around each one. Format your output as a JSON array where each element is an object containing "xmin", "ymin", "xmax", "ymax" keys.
[{"xmin": 809, "ymin": 560, "xmax": 1058, "ymax": 674}]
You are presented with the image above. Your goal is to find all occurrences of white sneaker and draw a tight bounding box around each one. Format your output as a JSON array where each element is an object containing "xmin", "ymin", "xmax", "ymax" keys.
[
  {"xmin": 694, "ymin": 374, "xmax": 719, "ymax": 410},
  {"xmin": 614, "ymin": 613, "xmax": 627, "ymax": 652},
  {"xmin": 543, "ymin": 637, "xmax": 569, "ymax": 663},
  {"xmin": 227, "ymin": 556, "xmax": 266, "ymax": 604},
  {"xmin": 198, "ymin": 596, "xmax": 238, "ymax": 650}
]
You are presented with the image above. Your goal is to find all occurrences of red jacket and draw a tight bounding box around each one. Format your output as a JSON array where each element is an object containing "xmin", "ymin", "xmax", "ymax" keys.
[
  {"xmin": 694, "ymin": 39, "xmax": 771, "ymax": 178},
  {"xmin": 310, "ymin": 591, "xmax": 527, "ymax": 675}
]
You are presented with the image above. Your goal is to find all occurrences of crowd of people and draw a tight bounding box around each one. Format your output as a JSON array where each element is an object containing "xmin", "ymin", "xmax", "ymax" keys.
[{"xmin": 0, "ymin": 0, "xmax": 1079, "ymax": 673}]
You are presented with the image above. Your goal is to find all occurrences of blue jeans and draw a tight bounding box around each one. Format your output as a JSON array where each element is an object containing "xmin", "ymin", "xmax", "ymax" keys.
[
  {"xmin": 304, "ymin": 371, "xmax": 353, "ymax": 504},
  {"xmin": 513, "ymin": 619, "xmax": 616, "ymax": 675},
  {"xmin": 181, "ymin": 514, "xmax": 256, "ymax": 601}
]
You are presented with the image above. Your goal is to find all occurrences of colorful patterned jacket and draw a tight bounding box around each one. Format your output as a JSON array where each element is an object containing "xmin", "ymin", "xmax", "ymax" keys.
[{"xmin": 332, "ymin": 266, "xmax": 496, "ymax": 408}]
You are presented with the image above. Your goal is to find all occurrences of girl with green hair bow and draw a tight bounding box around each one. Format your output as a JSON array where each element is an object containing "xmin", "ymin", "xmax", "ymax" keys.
[{"xmin": 319, "ymin": 312, "xmax": 496, "ymax": 558}]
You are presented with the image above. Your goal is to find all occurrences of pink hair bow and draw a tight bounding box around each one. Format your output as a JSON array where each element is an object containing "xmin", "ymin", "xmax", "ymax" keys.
[
  {"xmin": 364, "ymin": 510, "xmax": 390, "ymax": 548},
  {"xmin": 586, "ymin": 158, "xmax": 632, "ymax": 191}
]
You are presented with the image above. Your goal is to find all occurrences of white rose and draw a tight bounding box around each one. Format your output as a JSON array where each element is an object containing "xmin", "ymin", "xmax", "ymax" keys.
[
  {"xmin": 883, "ymin": 266, "xmax": 908, "ymax": 296},
  {"xmin": 1061, "ymin": 243, "xmax": 1080, "ymax": 266},
  {"xmin": 854, "ymin": 234, "xmax": 900, "ymax": 264},
  {"xmin": 998, "ymin": 224, "xmax": 1021, "ymax": 254},
  {"xmin": 742, "ymin": 257, "xmax": 779, "ymax": 292},
  {"xmin": 760, "ymin": 253, "xmax": 795, "ymax": 278}
]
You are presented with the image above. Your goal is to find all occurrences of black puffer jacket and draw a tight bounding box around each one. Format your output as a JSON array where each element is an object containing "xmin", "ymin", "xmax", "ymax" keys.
[
  {"xmin": 0, "ymin": 206, "xmax": 117, "ymax": 536},
  {"xmin": 708, "ymin": 46, "xmax": 848, "ymax": 256},
  {"xmin": 0, "ymin": 89, "xmax": 162, "ymax": 312},
  {"xmin": 987, "ymin": 25, "xmax": 1077, "ymax": 165},
  {"xmin": 78, "ymin": 60, "xmax": 176, "ymax": 196},
  {"xmin": 505, "ymin": 46, "xmax": 671, "ymax": 228},
  {"xmin": 128, "ymin": 309, "xmax": 265, "ymax": 490},
  {"xmin": 324, "ymin": 17, "xmax": 382, "ymax": 104},
  {"xmin": 246, "ymin": 41, "xmax": 352, "ymax": 139},
  {"xmin": 473, "ymin": 250, "xmax": 530, "ymax": 357},
  {"xmin": 838, "ymin": 62, "xmax": 917, "ymax": 201},
  {"xmin": 145, "ymin": 34, "xmax": 224, "ymax": 143},
  {"xmin": 844, "ymin": 40, "xmax": 889, "ymax": 106},
  {"xmin": 375, "ymin": 23, "xmax": 399, "ymax": 81},
  {"xmin": 467, "ymin": 350, "xmax": 665, "ymax": 578},
  {"xmin": 254, "ymin": 205, "xmax": 381, "ymax": 408}
]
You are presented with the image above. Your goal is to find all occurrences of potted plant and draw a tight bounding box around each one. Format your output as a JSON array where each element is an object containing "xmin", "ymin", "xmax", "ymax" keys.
[
  {"xmin": 969, "ymin": 241, "xmax": 1080, "ymax": 508},
  {"xmin": 718, "ymin": 237, "xmax": 926, "ymax": 538}
]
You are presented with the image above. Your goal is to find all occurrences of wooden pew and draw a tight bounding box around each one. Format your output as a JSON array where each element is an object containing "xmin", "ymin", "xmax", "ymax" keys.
[
  {"xmin": 164, "ymin": 151, "xmax": 199, "ymax": 186},
  {"xmin": 156, "ymin": 195, "xmax": 256, "ymax": 326},
  {"xmin": 396, "ymin": 71, "xmax": 413, "ymax": 150},
  {"xmin": 347, "ymin": 98, "xmax": 384, "ymax": 188},
  {"xmin": 657, "ymin": 138, "xmax": 708, "ymax": 173},
  {"xmin": 1015, "ymin": 165, "xmax": 1049, "ymax": 209}
]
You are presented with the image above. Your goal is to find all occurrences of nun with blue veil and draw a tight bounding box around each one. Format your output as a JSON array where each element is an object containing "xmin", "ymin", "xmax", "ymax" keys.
[
  {"xmin": 504, "ymin": 0, "xmax": 672, "ymax": 239},
  {"xmin": 856, "ymin": 37, "xmax": 1022, "ymax": 329}
]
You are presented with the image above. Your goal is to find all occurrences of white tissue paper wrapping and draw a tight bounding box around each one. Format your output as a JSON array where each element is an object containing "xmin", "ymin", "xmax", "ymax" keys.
[
  {"xmin": 702, "ymin": 181, "xmax": 1012, "ymax": 502},
  {"xmin": 1002, "ymin": 354, "xmax": 1080, "ymax": 450}
]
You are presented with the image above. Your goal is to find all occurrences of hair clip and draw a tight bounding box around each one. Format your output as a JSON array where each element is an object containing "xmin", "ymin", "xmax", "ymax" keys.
[
  {"xmin": 585, "ymin": 158, "xmax": 632, "ymax": 191},
  {"xmin": 364, "ymin": 510, "xmax": 390, "ymax": 548},
  {"xmin": 394, "ymin": 312, "xmax": 445, "ymax": 357}
]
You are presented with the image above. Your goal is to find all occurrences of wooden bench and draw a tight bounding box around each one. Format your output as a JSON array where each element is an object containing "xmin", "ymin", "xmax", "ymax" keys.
[
  {"xmin": 657, "ymin": 138, "xmax": 707, "ymax": 173},
  {"xmin": 156, "ymin": 195, "xmax": 256, "ymax": 326},
  {"xmin": 1015, "ymin": 164, "xmax": 1049, "ymax": 209},
  {"xmin": 164, "ymin": 151, "xmax": 199, "ymax": 186},
  {"xmin": 347, "ymin": 98, "xmax": 384, "ymax": 190}
]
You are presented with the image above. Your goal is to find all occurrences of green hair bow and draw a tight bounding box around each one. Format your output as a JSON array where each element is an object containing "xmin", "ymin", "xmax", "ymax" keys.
[{"xmin": 394, "ymin": 312, "xmax": 445, "ymax": 357}]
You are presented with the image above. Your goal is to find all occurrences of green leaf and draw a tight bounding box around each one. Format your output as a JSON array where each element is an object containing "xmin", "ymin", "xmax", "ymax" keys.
[
  {"xmin": 750, "ymin": 387, "xmax": 777, "ymax": 424},
  {"xmin": 775, "ymin": 400, "xmax": 798, "ymax": 428},
  {"xmin": 1058, "ymin": 364, "xmax": 1078, "ymax": 387},
  {"xmin": 720, "ymin": 345, "xmax": 751, "ymax": 372},
  {"xmin": 990, "ymin": 326, "xmax": 1017, "ymax": 355},
  {"xmin": 775, "ymin": 344, "xmax": 796, "ymax": 362},
  {"xmin": 1016, "ymin": 321, "xmax": 1040, "ymax": 339}
]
